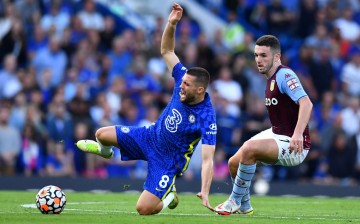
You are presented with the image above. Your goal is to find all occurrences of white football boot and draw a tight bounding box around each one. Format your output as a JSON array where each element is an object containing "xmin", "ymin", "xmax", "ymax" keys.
[{"xmin": 214, "ymin": 198, "xmax": 240, "ymax": 215}]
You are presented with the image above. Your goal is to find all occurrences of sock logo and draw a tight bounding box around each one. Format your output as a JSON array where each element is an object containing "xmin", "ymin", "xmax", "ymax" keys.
[{"xmin": 236, "ymin": 179, "xmax": 247, "ymax": 187}]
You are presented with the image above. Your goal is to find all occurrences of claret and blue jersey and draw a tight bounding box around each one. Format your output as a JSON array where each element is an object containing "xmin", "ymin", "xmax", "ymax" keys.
[{"xmin": 265, "ymin": 65, "xmax": 311, "ymax": 148}]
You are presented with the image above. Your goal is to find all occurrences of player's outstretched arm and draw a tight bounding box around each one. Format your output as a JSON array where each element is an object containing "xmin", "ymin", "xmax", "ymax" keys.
[
  {"xmin": 196, "ymin": 144, "xmax": 215, "ymax": 211},
  {"xmin": 161, "ymin": 3, "xmax": 181, "ymax": 73}
]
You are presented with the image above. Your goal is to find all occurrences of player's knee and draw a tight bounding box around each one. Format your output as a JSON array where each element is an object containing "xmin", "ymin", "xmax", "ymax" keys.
[
  {"xmin": 95, "ymin": 127, "xmax": 108, "ymax": 140},
  {"xmin": 239, "ymin": 141, "xmax": 255, "ymax": 158},
  {"xmin": 228, "ymin": 156, "xmax": 239, "ymax": 170},
  {"xmin": 136, "ymin": 204, "xmax": 155, "ymax": 215}
]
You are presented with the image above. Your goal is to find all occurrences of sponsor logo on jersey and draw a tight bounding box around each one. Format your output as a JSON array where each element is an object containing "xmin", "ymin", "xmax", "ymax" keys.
[
  {"xmin": 206, "ymin": 123, "xmax": 217, "ymax": 134},
  {"xmin": 120, "ymin": 126, "xmax": 130, "ymax": 133},
  {"xmin": 165, "ymin": 109, "xmax": 182, "ymax": 133},
  {"xmin": 181, "ymin": 66, "xmax": 187, "ymax": 71},
  {"xmin": 209, "ymin": 123, "xmax": 217, "ymax": 130},
  {"xmin": 287, "ymin": 78, "xmax": 300, "ymax": 91},
  {"xmin": 270, "ymin": 80, "xmax": 275, "ymax": 91},
  {"xmin": 188, "ymin": 114, "xmax": 195, "ymax": 123},
  {"xmin": 265, "ymin": 97, "xmax": 278, "ymax": 106},
  {"xmin": 155, "ymin": 187, "xmax": 164, "ymax": 192}
]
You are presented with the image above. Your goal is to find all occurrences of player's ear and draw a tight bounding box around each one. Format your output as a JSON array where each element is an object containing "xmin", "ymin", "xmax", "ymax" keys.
[
  {"xmin": 197, "ymin": 86, "xmax": 205, "ymax": 94},
  {"xmin": 275, "ymin": 52, "xmax": 281, "ymax": 61}
]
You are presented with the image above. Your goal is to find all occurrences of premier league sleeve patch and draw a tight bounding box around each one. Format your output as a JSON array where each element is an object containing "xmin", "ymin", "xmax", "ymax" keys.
[{"xmin": 286, "ymin": 78, "xmax": 300, "ymax": 91}]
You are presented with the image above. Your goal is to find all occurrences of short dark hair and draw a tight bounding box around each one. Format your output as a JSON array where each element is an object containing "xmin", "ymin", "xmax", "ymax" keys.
[
  {"xmin": 255, "ymin": 35, "xmax": 281, "ymax": 53},
  {"xmin": 187, "ymin": 67, "xmax": 210, "ymax": 89}
]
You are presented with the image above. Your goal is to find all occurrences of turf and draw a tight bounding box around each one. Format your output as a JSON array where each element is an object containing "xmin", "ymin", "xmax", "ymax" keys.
[{"xmin": 0, "ymin": 190, "xmax": 359, "ymax": 224}]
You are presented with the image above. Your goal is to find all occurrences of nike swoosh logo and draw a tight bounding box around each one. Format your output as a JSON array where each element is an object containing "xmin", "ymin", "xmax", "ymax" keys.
[
  {"xmin": 279, "ymin": 139, "xmax": 290, "ymax": 143},
  {"xmin": 155, "ymin": 188, "xmax": 164, "ymax": 192}
]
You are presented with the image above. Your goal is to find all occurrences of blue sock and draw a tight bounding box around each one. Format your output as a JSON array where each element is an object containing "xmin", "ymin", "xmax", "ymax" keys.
[
  {"xmin": 232, "ymin": 176, "xmax": 252, "ymax": 211},
  {"xmin": 240, "ymin": 188, "xmax": 252, "ymax": 211},
  {"xmin": 230, "ymin": 163, "xmax": 256, "ymax": 206}
]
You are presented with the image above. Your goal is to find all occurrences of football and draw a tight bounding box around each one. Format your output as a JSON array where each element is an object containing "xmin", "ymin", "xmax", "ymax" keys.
[{"xmin": 35, "ymin": 185, "xmax": 66, "ymax": 214}]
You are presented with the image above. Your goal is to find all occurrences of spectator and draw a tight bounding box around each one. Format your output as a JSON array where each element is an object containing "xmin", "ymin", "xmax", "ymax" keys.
[
  {"xmin": 175, "ymin": 6, "xmax": 201, "ymax": 41},
  {"xmin": 44, "ymin": 142, "xmax": 75, "ymax": 177},
  {"xmin": 339, "ymin": 96, "xmax": 360, "ymax": 137},
  {"xmin": 46, "ymin": 101, "xmax": 74, "ymax": 149},
  {"xmin": 0, "ymin": 54, "xmax": 22, "ymax": 99},
  {"xmin": 0, "ymin": 18, "xmax": 27, "ymax": 67},
  {"xmin": 27, "ymin": 24, "xmax": 49, "ymax": 60},
  {"xmin": 296, "ymin": 0, "xmax": 319, "ymax": 38},
  {"xmin": 99, "ymin": 16, "xmax": 117, "ymax": 52},
  {"xmin": 327, "ymin": 130, "xmax": 357, "ymax": 185},
  {"xmin": 19, "ymin": 123, "xmax": 41, "ymax": 176},
  {"xmin": 0, "ymin": 105, "xmax": 21, "ymax": 175},
  {"xmin": 333, "ymin": 6, "xmax": 360, "ymax": 43},
  {"xmin": 14, "ymin": 0, "xmax": 40, "ymax": 36},
  {"xmin": 222, "ymin": 10, "xmax": 245, "ymax": 53},
  {"xmin": 32, "ymin": 36, "xmax": 68, "ymax": 88},
  {"xmin": 212, "ymin": 66, "xmax": 243, "ymax": 117},
  {"xmin": 107, "ymin": 36, "xmax": 133, "ymax": 83},
  {"xmin": 340, "ymin": 46, "xmax": 360, "ymax": 97},
  {"xmin": 196, "ymin": 32, "xmax": 215, "ymax": 75},
  {"xmin": 125, "ymin": 55, "xmax": 161, "ymax": 112},
  {"xmin": 266, "ymin": 0, "xmax": 296, "ymax": 36},
  {"xmin": 106, "ymin": 77, "xmax": 125, "ymax": 118},
  {"xmin": 40, "ymin": 2, "xmax": 70, "ymax": 38},
  {"xmin": 244, "ymin": 1, "xmax": 268, "ymax": 32},
  {"xmin": 213, "ymin": 148, "xmax": 229, "ymax": 181},
  {"xmin": 77, "ymin": 0, "xmax": 104, "ymax": 31},
  {"xmin": 312, "ymin": 91, "xmax": 341, "ymax": 133},
  {"xmin": 308, "ymin": 44, "xmax": 337, "ymax": 103}
]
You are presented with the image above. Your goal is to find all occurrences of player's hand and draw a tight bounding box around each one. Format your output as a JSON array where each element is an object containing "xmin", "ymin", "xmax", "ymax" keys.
[
  {"xmin": 196, "ymin": 192, "xmax": 215, "ymax": 212},
  {"xmin": 168, "ymin": 3, "xmax": 183, "ymax": 25},
  {"xmin": 290, "ymin": 133, "xmax": 303, "ymax": 154}
]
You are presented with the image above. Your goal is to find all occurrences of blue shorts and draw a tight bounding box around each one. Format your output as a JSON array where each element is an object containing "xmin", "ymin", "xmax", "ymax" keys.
[{"xmin": 115, "ymin": 125, "xmax": 177, "ymax": 199}]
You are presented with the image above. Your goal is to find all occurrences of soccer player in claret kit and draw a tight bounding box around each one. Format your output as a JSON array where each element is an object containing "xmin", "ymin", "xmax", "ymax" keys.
[
  {"xmin": 214, "ymin": 35, "xmax": 313, "ymax": 215},
  {"xmin": 76, "ymin": 3, "xmax": 217, "ymax": 215}
]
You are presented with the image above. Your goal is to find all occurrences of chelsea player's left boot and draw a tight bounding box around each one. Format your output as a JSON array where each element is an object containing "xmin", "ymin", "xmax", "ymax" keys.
[{"xmin": 76, "ymin": 140, "xmax": 114, "ymax": 159}]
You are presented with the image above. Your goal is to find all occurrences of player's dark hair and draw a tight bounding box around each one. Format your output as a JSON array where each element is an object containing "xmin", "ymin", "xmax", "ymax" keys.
[
  {"xmin": 187, "ymin": 67, "xmax": 210, "ymax": 89},
  {"xmin": 255, "ymin": 35, "xmax": 281, "ymax": 54}
]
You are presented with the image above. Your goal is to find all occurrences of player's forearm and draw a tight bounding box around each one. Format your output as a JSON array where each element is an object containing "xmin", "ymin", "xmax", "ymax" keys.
[
  {"xmin": 160, "ymin": 21, "xmax": 176, "ymax": 56},
  {"xmin": 200, "ymin": 159, "xmax": 213, "ymax": 195},
  {"xmin": 294, "ymin": 97, "xmax": 313, "ymax": 135}
]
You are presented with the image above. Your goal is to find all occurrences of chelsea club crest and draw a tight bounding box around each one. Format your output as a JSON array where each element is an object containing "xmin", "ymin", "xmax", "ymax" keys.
[
  {"xmin": 121, "ymin": 126, "xmax": 130, "ymax": 133},
  {"xmin": 188, "ymin": 114, "xmax": 195, "ymax": 123}
]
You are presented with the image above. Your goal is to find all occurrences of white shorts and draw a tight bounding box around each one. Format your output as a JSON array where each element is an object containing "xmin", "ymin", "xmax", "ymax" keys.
[{"xmin": 250, "ymin": 128, "xmax": 309, "ymax": 166}]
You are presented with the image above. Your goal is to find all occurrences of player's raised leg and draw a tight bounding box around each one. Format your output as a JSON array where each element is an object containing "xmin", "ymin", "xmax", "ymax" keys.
[{"xmin": 76, "ymin": 126, "xmax": 117, "ymax": 158}]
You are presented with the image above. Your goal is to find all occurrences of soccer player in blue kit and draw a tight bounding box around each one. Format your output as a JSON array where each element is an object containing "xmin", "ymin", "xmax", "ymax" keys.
[
  {"xmin": 76, "ymin": 3, "xmax": 217, "ymax": 215},
  {"xmin": 214, "ymin": 35, "xmax": 313, "ymax": 215}
]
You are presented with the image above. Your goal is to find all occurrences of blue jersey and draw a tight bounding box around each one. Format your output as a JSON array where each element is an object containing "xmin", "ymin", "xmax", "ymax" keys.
[
  {"xmin": 149, "ymin": 62, "xmax": 217, "ymax": 175},
  {"xmin": 115, "ymin": 62, "xmax": 216, "ymax": 198}
]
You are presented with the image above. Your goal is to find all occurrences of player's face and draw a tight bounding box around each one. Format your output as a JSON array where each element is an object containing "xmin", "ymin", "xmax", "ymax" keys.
[
  {"xmin": 254, "ymin": 45, "xmax": 276, "ymax": 75},
  {"xmin": 179, "ymin": 73, "xmax": 199, "ymax": 104}
]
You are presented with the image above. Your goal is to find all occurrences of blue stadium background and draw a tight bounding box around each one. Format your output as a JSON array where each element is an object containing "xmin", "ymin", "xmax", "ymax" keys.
[{"xmin": 0, "ymin": 0, "xmax": 359, "ymax": 194}]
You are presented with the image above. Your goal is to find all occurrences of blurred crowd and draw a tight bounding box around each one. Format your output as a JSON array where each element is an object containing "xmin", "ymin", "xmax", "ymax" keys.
[{"xmin": 0, "ymin": 0, "xmax": 359, "ymax": 186}]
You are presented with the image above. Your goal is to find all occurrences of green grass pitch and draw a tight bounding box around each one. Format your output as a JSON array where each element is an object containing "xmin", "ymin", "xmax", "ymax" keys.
[{"xmin": 0, "ymin": 190, "xmax": 359, "ymax": 224}]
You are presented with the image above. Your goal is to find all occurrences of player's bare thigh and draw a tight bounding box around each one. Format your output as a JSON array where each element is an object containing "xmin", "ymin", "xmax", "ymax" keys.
[
  {"xmin": 230, "ymin": 138, "xmax": 278, "ymax": 167},
  {"xmin": 95, "ymin": 126, "xmax": 120, "ymax": 147},
  {"xmin": 136, "ymin": 190, "xmax": 163, "ymax": 215}
]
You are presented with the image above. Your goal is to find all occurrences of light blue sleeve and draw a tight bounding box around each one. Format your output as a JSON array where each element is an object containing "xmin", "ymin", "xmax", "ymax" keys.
[{"xmin": 276, "ymin": 68, "xmax": 308, "ymax": 104}]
